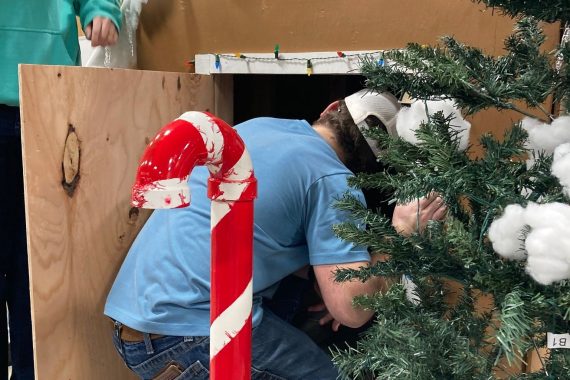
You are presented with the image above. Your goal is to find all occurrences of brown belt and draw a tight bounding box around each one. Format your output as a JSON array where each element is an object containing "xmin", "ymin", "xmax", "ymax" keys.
[{"xmin": 118, "ymin": 324, "xmax": 164, "ymax": 343}]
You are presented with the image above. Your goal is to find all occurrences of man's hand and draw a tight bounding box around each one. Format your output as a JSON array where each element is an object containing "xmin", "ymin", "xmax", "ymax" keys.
[
  {"xmin": 392, "ymin": 193, "xmax": 447, "ymax": 236},
  {"xmin": 85, "ymin": 17, "xmax": 118, "ymax": 47},
  {"xmin": 308, "ymin": 302, "xmax": 342, "ymax": 332}
]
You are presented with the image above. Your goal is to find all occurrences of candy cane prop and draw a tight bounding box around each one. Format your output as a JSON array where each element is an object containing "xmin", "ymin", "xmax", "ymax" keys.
[{"xmin": 131, "ymin": 111, "xmax": 257, "ymax": 380}]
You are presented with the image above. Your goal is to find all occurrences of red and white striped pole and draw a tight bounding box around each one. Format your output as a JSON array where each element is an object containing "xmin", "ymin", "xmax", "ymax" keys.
[{"xmin": 131, "ymin": 111, "xmax": 257, "ymax": 380}]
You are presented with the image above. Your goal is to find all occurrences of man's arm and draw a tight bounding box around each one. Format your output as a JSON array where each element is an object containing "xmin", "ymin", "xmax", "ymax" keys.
[
  {"xmin": 313, "ymin": 260, "xmax": 385, "ymax": 328},
  {"xmin": 314, "ymin": 194, "xmax": 447, "ymax": 328}
]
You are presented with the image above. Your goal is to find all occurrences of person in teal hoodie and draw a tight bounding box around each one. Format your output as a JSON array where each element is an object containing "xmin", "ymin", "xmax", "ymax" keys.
[{"xmin": 0, "ymin": 1, "xmax": 121, "ymax": 378}]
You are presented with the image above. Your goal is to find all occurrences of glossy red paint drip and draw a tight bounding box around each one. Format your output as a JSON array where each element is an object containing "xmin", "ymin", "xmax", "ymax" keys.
[
  {"xmin": 132, "ymin": 119, "xmax": 207, "ymax": 208},
  {"xmin": 131, "ymin": 112, "xmax": 257, "ymax": 380},
  {"xmin": 137, "ymin": 120, "xmax": 207, "ymax": 184}
]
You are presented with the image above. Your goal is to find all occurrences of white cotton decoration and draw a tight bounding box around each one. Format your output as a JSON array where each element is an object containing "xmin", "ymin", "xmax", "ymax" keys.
[
  {"xmin": 523, "ymin": 116, "xmax": 570, "ymax": 175},
  {"xmin": 525, "ymin": 228, "xmax": 570, "ymax": 285},
  {"xmin": 491, "ymin": 201, "xmax": 570, "ymax": 285},
  {"xmin": 524, "ymin": 202, "xmax": 570, "ymax": 285},
  {"xmin": 521, "ymin": 117, "xmax": 544, "ymax": 169},
  {"xmin": 396, "ymin": 99, "xmax": 471, "ymax": 151},
  {"xmin": 522, "ymin": 116, "xmax": 570, "ymax": 154},
  {"xmin": 520, "ymin": 117, "xmax": 543, "ymax": 143},
  {"xmin": 488, "ymin": 204, "xmax": 528, "ymax": 260},
  {"xmin": 552, "ymin": 143, "xmax": 570, "ymax": 198},
  {"xmin": 524, "ymin": 202, "xmax": 570, "ymax": 233}
]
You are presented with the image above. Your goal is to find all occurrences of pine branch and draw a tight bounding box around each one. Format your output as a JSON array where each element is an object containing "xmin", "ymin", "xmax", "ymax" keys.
[
  {"xmin": 473, "ymin": 0, "xmax": 570, "ymax": 23},
  {"xmin": 333, "ymin": 5, "xmax": 570, "ymax": 377},
  {"xmin": 558, "ymin": 44, "xmax": 570, "ymax": 112},
  {"xmin": 332, "ymin": 285, "xmax": 495, "ymax": 380},
  {"xmin": 361, "ymin": 18, "xmax": 559, "ymax": 121},
  {"xmin": 494, "ymin": 289, "xmax": 534, "ymax": 365}
]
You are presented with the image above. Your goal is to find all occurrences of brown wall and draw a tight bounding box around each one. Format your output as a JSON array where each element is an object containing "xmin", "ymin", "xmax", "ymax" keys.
[
  {"xmin": 136, "ymin": 0, "xmax": 560, "ymax": 155},
  {"xmin": 136, "ymin": 0, "xmax": 560, "ymax": 73}
]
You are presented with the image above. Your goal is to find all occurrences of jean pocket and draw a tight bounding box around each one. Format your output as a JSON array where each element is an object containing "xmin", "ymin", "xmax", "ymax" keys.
[
  {"xmin": 128, "ymin": 337, "xmax": 209, "ymax": 378},
  {"xmin": 149, "ymin": 361, "xmax": 209, "ymax": 380},
  {"xmin": 252, "ymin": 366, "xmax": 286, "ymax": 380},
  {"xmin": 176, "ymin": 361, "xmax": 209, "ymax": 379}
]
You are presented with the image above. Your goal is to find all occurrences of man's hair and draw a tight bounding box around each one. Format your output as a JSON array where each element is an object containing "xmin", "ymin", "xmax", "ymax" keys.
[
  {"xmin": 315, "ymin": 100, "xmax": 395, "ymax": 217},
  {"xmin": 315, "ymin": 100, "xmax": 386, "ymax": 174}
]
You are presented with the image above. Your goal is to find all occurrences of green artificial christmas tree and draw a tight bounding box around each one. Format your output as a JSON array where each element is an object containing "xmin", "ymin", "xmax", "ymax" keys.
[{"xmin": 332, "ymin": 1, "xmax": 570, "ymax": 379}]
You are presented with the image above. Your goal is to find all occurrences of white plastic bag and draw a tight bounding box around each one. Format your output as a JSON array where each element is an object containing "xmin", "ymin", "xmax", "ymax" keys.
[{"xmin": 86, "ymin": 0, "xmax": 148, "ymax": 68}]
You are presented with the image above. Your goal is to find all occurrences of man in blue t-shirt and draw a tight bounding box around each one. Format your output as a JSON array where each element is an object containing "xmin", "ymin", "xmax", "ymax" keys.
[{"xmin": 104, "ymin": 90, "xmax": 447, "ymax": 379}]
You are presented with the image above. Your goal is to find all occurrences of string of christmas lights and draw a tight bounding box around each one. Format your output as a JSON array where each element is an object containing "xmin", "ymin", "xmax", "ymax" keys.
[{"xmin": 191, "ymin": 47, "xmax": 385, "ymax": 75}]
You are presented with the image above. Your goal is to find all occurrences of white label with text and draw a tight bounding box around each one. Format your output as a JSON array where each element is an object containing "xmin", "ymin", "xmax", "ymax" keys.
[{"xmin": 547, "ymin": 333, "xmax": 570, "ymax": 349}]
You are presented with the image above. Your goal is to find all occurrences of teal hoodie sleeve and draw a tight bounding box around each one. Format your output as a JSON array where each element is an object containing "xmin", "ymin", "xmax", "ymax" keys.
[{"xmin": 76, "ymin": 0, "xmax": 122, "ymax": 32}]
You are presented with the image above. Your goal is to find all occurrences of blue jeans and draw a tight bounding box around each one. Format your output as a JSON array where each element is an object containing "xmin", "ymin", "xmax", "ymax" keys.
[
  {"xmin": 0, "ymin": 105, "xmax": 34, "ymax": 380},
  {"xmin": 112, "ymin": 309, "xmax": 339, "ymax": 379}
]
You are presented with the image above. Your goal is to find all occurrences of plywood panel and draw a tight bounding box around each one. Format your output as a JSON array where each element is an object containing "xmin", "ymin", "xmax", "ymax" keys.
[{"xmin": 19, "ymin": 65, "xmax": 215, "ymax": 380}]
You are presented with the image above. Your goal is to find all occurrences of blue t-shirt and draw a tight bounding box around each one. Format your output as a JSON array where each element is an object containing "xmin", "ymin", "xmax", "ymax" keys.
[{"xmin": 104, "ymin": 117, "xmax": 370, "ymax": 336}]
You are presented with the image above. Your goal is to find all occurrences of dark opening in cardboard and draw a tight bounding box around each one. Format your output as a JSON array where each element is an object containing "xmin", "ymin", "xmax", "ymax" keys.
[{"xmin": 234, "ymin": 74, "xmax": 366, "ymax": 124}]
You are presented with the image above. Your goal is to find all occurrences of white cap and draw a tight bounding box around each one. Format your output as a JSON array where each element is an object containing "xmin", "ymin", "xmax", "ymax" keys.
[{"xmin": 345, "ymin": 89, "xmax": 401, "ymax": 155}]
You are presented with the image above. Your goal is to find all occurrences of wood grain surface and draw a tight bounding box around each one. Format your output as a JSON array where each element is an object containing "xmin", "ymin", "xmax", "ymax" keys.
[{"xmin": 19, "ymin": 65, "xmax": 215, "ymax": 379}]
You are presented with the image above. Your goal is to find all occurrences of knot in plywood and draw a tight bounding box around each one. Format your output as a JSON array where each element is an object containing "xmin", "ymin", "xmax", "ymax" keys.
[{"xmin": 62, "ymin": 124, "xmax": 81, "ymax": 197}]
